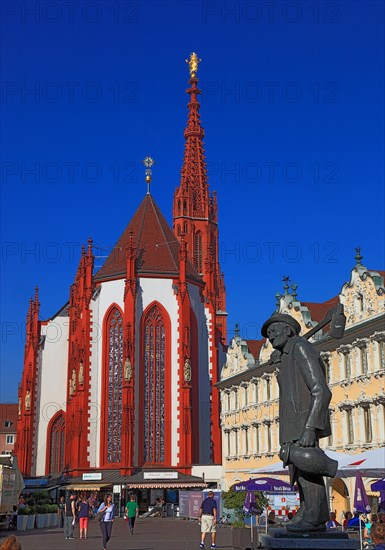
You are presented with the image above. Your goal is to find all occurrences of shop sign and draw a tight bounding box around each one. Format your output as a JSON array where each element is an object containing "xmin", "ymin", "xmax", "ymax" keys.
[
  {"xmin": 82, "ymin": 473, "xmax": 102, "ymax": 481},
  {"xmin": 143, "ymin": 471, "xmax": 178, "ymax": 480}
]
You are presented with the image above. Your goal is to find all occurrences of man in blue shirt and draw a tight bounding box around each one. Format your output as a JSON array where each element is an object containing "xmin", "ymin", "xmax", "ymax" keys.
[
  {"xmin": 198, "ymin": 491, "xmax": 217, "ymax": 549},
  {"xmin": 348, "ymin": 512, "xmax": 366, "ymax": 530}
]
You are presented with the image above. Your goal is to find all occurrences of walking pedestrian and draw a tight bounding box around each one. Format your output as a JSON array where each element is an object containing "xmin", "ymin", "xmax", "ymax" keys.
[
  {"xmin": 77, "ymin": 495, "xmax": 90, "ymax": 540},
  {"xmin": 97, "ymin": 494, "xmax": 115, "ymax": 550},
  {"xmin": 57, "ymin": 496, "xmax": 65, "ymax": 528},
  {"xmin": 198, "ymin": 491, "xmax": 217, "ymax": 549},
  {"xmin": 125, "ymin": 495, "xmax": 139, "ymax": 535},
  {"xmin": 64, "ymin": 493, "xmax": 76, "ymax": 540}
]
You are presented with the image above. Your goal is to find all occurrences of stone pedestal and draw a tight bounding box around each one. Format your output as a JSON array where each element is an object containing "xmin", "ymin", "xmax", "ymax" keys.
[{"xmin": 260, "ymin": 529, "xmax": 360, "ymax": 549}]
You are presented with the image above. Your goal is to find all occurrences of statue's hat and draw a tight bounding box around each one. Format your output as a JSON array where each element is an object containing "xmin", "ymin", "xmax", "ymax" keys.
[{"xmin": 261, "ymin": 314, "xmax": 301, "ymax": 338}]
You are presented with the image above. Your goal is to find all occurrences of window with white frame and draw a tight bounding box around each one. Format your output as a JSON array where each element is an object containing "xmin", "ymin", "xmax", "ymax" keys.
[
  {"xmin": 379, "ymin": 341, "xmax": 385, "ymax": 369},
  {"xmin": 346, "ymin": 409, "xmax": 354, "ymax": 445},
  {"xmin": 266, "ymin": 377, "xmax": 271, "ymax": 401},
  {"xmin": 253, "ymin": 381, "xmax": 259, "ymax": 403},
  {"xmin": 6, "ymin": 435, "xmax": 14, "ymax": 444},
  {"xmin": 254, "ymin": 424, "xmax": 260, "ymax": 454},
  {"xmin": 360, "ymin": 346, "xmax": 368, "ymax": 374},
  {"xmin": 244, "ymin": 385, "xmax": 248, "ymax": 406},
  {"xmin": 4, "ymin": 420, "xmax": 12, "ymax": 428},
  {"xmin": 363, "ymin": 406, "xmax": 372, "ymax": 443}
]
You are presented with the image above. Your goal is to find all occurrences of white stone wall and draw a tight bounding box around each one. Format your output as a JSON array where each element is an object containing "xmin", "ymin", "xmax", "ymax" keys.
[
  {"xmin": 34, "ymin": 314, "xmax": 69, "ymax": 476},
  {"xmin": 89, "ymin": 279, "xmax": 125, "ymax": 467},
  {"xmin": 188, "ymin": 284, "xmax": 212, "ymax": 463},
  {"xmin": 87, "ymin": 287, "xmax": 102, "ymax": 467}
]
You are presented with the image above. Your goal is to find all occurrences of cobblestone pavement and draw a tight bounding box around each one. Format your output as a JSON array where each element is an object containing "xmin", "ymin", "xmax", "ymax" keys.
[{"xmin": 0, "ymin": 517, "xmax": 238, "ymax": 550}]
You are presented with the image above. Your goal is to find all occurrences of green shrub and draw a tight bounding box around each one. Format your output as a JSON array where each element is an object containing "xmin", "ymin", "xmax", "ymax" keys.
[
  {"xmin": 221, "ymin": 489, "xmax": 268, "ymax": 523},
  {"xmin": 17, "ymin": 507, "xmax": 29, "ymax": 515},
  {"xmin": 36, "ymin": 504, "xmax": 49, "ymax": 514},
  {"xmin": 47, "ymin": 504, "xmax": 58, "ymax": 513},
  {"xmin": 232, "ymin": 518, "xmax": 246, "ymax": 528},
  {"xmin": 33, "ymin": 490, "xmax": 51, "ymax": 505}
]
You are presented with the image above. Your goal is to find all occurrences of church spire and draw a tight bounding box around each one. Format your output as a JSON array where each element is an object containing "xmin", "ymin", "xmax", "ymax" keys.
[{"xmin": 175, "ymin": 53, "xmax": 213, "ymax": 220}]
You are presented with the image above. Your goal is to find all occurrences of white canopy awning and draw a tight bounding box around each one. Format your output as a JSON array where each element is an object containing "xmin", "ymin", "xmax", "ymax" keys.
[{"xmin": 249, "ymin": 448, "xmax": 385, "ymax": 478}]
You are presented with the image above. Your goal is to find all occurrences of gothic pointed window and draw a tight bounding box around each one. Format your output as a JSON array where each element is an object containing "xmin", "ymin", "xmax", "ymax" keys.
[
  {"xmin": 194, "ymin": 231, "xmax": 203, "ymax": 273},
  {"xmin": 143, "ymin": 304, "xmax": 166, "ymax": 463},
  {"xmin": 106, "ymin": 308, "xmax": 123, "ymax": 463},
  {"xmin": 47, "ymin": 412, "xmax": 65, "ymax": 475}
]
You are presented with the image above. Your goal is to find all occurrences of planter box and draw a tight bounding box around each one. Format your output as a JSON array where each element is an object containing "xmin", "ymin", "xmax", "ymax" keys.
[
  {"xmin": 232, "ymin": 526, "xmax": 259, "ymax": 550},
  {"xmin": 49, "ymin": 513, "xmax": 58, "ymax": 527},
  {"xmin": 36, "ymin": 513, "xmax": 49, "ymax": 528},
  {"xmin": 17, "ymin": 515, "xmax": 28, "ymax": 531},
  {"xmin": 26, "ymin": 514, "xmax": 36, "ymax": 529}
]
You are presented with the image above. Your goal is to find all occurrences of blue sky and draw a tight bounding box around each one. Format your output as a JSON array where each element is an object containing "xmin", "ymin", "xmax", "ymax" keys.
[{"xmin": 1, "ymin": 0, "xmax": 384, "ymax": 402}]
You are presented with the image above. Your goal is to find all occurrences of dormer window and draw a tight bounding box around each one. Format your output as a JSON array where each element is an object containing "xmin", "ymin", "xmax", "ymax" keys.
[{"xmin": 356, "ymin": 293, "xmax": 364, "ymax": 314}]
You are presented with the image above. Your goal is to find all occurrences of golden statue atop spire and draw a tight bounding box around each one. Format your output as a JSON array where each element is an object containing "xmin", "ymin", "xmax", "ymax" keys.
[
  {"xmin": 143, "ymin": 156, "xmax": 155, "ymax": 194},
  {"xmin": 186, "ymin": 52, "xmax": 201, "ymax": 78}
]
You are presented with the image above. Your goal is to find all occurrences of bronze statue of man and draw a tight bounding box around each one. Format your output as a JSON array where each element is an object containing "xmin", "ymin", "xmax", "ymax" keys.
[{"xmin": 261, "ymin": 313, "xmax": 338, "ymax": 533}]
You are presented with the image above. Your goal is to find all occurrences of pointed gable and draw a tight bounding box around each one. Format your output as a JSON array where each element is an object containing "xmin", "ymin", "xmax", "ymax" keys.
[{"xmin": 94, "ymin": 194, "xmax": 201, "ymax": 282}]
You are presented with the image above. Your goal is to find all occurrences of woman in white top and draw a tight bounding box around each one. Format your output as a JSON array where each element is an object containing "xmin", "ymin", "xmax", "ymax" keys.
[{"xmin": 97, "ymin": 494, "xmax": 115, "ymax": 550}]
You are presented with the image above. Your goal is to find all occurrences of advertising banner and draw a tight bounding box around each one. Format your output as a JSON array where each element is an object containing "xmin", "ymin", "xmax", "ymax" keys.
[
  {"xmin": 178, "ymin": 491, "xmax": 191, "ymax": 518},
  {"xmin": 189, "ymin": 492, "xmax": 203, "ymax": 518}
]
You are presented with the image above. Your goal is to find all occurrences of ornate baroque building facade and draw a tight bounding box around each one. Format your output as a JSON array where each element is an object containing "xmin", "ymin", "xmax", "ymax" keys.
[
  {"xmin": 15, "ymin": 55, "xmax": 227, "ymax": 480},
  {"xmin": 219, "ymin": 253, "xmax": 384, "ymax": 513}
]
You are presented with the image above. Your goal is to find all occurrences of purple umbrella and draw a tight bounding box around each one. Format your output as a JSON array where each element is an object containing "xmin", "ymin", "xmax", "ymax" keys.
[
  {"xmin": 379, "ymin": 491, "xmax": 385, "ymax": 513},
  {"xmin": 371, "ymin": 479, "xmax": 385, "ymax": 492},
  {"xmin": 371, "ymin": 481, "xmax": 385, "ymax": 512},
  {"xmin": 233, "ymin": 476, "xmax": 294, "ymax": 492},
  {"xmin": 353, "ymin": 470, "xmax": 371, "ymax": 514},
  {"xmin": 243, "ymin": 490, "xmax": 259, "ymax": 515},
  {"xmin": 243, "ymin": 491, "xmax": 258, "ymax": 545}
]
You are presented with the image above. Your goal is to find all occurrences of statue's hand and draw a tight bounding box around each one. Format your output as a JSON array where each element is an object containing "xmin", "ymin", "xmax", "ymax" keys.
[
  {"xmin": 298, "ymin": 427, "xmax": 316, "ymax": 447},
  {"xmin": 269, "ymin": 350, "xmax": 282, "ymax": 364}
]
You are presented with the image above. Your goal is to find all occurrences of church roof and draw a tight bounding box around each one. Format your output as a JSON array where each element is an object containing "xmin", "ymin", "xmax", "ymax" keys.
[{"xmin": 94, "ymin": 194, "xmax": 201, "ymax": 282}]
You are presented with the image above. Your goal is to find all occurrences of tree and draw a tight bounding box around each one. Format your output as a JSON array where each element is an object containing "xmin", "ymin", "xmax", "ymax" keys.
[{"xmin": 221, "ymin": 489, "xmax": 268, "ymax": 525}]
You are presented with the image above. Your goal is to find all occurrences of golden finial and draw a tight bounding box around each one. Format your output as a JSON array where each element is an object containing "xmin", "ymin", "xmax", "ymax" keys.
[
  {"xmin": 186, "ymin": 52, "xmax": 201, "ymax": 78},
  {"xmin": 143, "ymin": 156, "xmax": 155, "ymax": 194}
]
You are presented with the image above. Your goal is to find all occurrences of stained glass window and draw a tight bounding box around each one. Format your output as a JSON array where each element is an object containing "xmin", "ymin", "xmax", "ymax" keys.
[
  {"xmin": 49, "ymin": 414, "xmax": 65, "ymax": 474},
  {"xmin": 107, "ymin": 308, "xmax": 123, "ymax": 463},
  {"xmin": 143, "ymin": 305, "xmax": 165, "ymax": 463}
]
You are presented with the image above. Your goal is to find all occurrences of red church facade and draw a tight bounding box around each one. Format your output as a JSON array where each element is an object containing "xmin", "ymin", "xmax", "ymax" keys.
[{"xmin": 15, "ymin": 55, "xmax": 227, "ymax": 481}]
